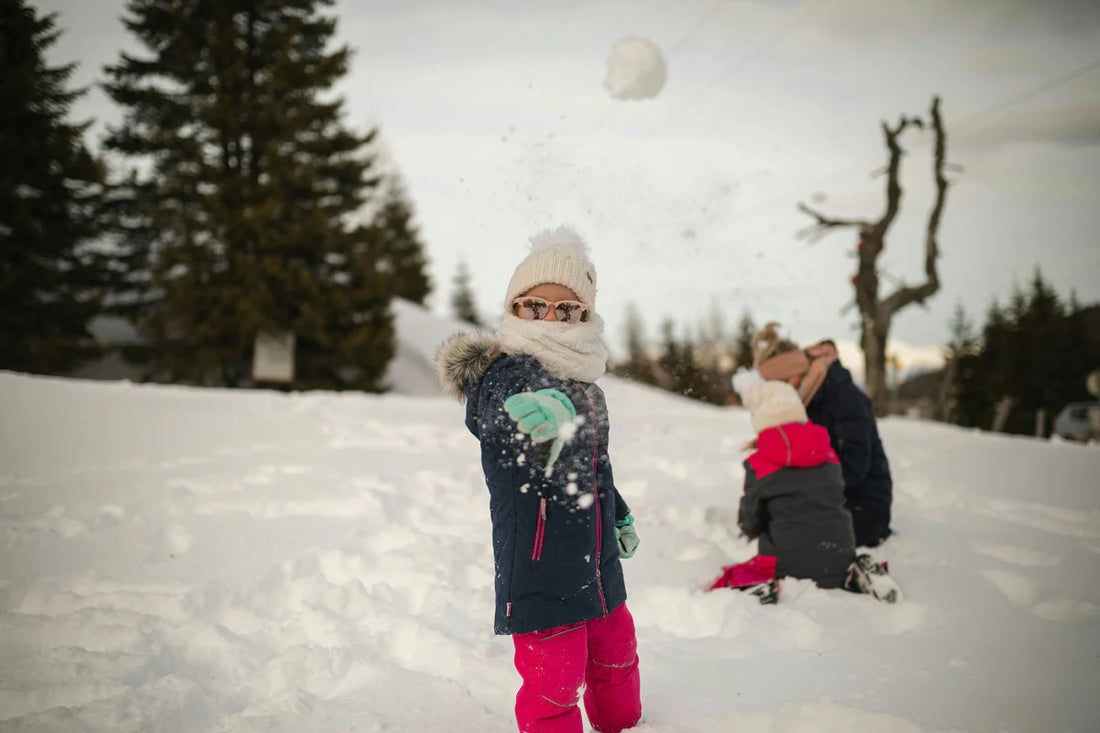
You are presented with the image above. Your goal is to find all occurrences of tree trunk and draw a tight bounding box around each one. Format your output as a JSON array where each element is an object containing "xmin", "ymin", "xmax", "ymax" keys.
[
  {"xmin": 992, "ymin": 397, "xmax": 1014, "ymax": 433},
  {"xmin": 863, "ymin": 325, "xmax": 890, "ymax": 417},
  {"xmin": 936, "ymin": 356, "xmax": 957, "ymax": 422}
]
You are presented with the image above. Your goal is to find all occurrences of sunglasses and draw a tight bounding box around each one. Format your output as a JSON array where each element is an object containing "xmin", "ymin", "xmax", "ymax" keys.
[{"xmin": 511, "ymin": 296, "xmax": 590, "ymax": 324}]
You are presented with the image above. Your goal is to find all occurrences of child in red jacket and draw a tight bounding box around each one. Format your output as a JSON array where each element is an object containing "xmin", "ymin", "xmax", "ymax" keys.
[{"xmin": 736, "ymin": 375, "xmax": 856, "ymax": 589}]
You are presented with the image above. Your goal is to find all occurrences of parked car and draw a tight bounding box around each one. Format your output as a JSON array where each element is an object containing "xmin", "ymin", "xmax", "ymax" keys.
[{"xmin": 1053, "ymin": 401, "xmax": 1100, "ymax": 442}]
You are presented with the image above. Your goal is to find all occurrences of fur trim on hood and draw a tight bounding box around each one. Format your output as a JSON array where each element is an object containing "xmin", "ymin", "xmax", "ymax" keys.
[{"xmin": 436, "ymin": 332, "xmax": 499, "ymax": 401}]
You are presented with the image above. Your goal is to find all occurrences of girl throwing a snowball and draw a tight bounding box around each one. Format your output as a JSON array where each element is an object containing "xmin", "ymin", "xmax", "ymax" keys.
[{"xmin": 437, "ymin": 227, "xmax": 642, "ymax": 733}]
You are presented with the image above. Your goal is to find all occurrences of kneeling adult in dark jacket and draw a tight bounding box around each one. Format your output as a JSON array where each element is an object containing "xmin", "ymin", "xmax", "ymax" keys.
[{"xmin": 804, "ymin": 350, "xmax": 893, "ymax": 548}]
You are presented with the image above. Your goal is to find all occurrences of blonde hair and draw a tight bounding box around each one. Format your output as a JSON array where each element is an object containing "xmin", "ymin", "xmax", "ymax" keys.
[{"xmin": 751, "ymin": 322, "xmax": 800, "ymax": 368}]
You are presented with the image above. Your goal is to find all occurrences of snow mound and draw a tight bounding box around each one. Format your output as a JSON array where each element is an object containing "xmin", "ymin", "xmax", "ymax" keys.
[
  {"xmin": 386, "ymin": 298, "xmax": 481, "ymax": 396},
  {"xmin": 0, "ymin": 368, "xmax": 1098, "ymax": 731}
]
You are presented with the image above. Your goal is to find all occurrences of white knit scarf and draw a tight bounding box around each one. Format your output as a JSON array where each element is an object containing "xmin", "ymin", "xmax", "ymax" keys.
[{"xmin": 495, "ymin": 313, "xmax": 609, "ymax": 383}]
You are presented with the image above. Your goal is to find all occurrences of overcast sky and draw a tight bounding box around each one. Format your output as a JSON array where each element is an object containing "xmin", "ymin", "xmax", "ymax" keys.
[{"xmin": 37, "ymin": 0, "xmax": 1100, "ymax": 362}]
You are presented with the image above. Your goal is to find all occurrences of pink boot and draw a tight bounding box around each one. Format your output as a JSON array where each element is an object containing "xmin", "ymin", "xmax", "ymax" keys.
[{"xmin": 709, "ymin": 554, "xmax": 777, "ymax": 590}]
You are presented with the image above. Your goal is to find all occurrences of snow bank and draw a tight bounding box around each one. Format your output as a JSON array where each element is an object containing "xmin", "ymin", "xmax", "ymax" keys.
[
  {"xmin": 0, "ymin": 369, "xmax": 1097, "ymax": 731},
  {"xmin": 385, "ymin": 298, "xmax": 480, "ymax": 396}
]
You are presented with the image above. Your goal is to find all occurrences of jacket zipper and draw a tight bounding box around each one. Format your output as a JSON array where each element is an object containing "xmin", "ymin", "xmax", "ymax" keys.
[
  {"xmin": 583, "ymin": 389, "xmax": 608, "ymax": 616},
  {"xmin": 531, "ymin": 496, "xmax": 547, "ymax": 563}
]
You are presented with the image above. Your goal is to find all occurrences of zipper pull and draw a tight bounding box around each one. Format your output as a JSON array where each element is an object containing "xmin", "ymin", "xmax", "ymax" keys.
[{"xmin": 540, "ymin": 496, "xmax": 547, "ymax": 519}]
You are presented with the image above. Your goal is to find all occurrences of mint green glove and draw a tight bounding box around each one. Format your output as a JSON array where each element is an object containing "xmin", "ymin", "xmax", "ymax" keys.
[
  {"xmin": 503, "ymin": 389, "xmax": 577, "ymax": 470},
  {"xmin": 615, "ymin": 515, "xmax": 639, "ymax": 559}
]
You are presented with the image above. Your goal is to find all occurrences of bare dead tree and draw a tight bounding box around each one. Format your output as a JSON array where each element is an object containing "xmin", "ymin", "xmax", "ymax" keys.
[{"xmin": 798, "ymin": 96, "xmax": 950, "ymax": 417}]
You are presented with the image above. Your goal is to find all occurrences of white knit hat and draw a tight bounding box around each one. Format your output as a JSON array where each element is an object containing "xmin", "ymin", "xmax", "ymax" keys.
[
  {"xmin": 503, "ymin": 227, "xmax": 598, "ymax": 312},
  {"xmin": 743, "ymin": 380, "xmax": 808, "ymax": 433}
]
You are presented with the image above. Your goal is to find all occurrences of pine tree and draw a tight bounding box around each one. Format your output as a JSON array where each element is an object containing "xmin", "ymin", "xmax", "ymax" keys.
[
  {"xmin": 952, "ymin": 271, "xmax": 1099, "ymax": 437},
  {"xmin": 451, "ymin": 259, "xmax": 482, "ymax": 326},
  {"xmin": 617, "ymin": 303, "xmax": 656, "ymax": 384},
  {"xmin": 1014, "ymin": 269, "xmax": 1062, "ymax": 434},
  {"xmin": 693, "ymin": 304, "xmax": 732, "ymax": 405},
  {"xmin": 371, "ymin": 179, "xmax": 430, "ymax": 305},
  {"xmin": 945, "ymin": 304, "xmax": 977, "ymax": 357},
  {"xmin": 658, "ymin": 319, "xmax": 707, "ymax": 401},
  {"xmin": 733, "ymin": 309, "xmax": 756, "ymax": 370},
  {"xmin": 939, "ymin": 303, "xmax": 976, "ymax": 421},
  {"xmin": 102, "ymin": 0, "xmax": 392, "ymax": 389},
  {"xmin": 987, "ymin": 299, "xmax": 1016, "ymax": 422},
  {"xmin": 657, "ymin": 319, "xmax": 678, "ymax": 390},
  {"xmin": 0, "ymin": 1, "xmax": 107, "ymax": 374}
]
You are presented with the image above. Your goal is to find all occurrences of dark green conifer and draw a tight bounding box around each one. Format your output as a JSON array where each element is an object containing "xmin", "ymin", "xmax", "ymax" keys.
[
  {"xmin": 103, "ymin": 0, "xmax": 392, "ymax": 389},
  {"xmin": 451, "ymin": 259, "xmax": 482, "ymax": 327},
  {"xmin": 0, "ymin": 0, "xmax": 107, "ymax": 374},
  {"xmin": 951, "ymin": 270, "xmax": 1098, "ymax": 436},
  {"xmin": 371, "ymin": 180, "xmax": 431, "ymax": 305}
]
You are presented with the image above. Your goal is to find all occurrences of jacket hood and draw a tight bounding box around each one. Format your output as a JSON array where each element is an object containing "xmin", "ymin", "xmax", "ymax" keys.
[
  {"xmin": 755, "ymin": 422, "xmax": 836, "ymax": 469},
  {"xmin": 436, "ymin": 332, "xmax": 499, "ymax": 401}
]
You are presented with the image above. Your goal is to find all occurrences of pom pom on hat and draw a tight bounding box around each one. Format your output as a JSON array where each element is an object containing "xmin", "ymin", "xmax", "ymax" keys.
[
  {"xmin": 742, "ymin": 380, "xmax": 808, "ymax": 434},
  {"xmin": 503, "ymin": 226, "xmax": 598, "ymax": 312},
  {"xmin": 731, "ymin": 367, "xmax": 763, "ymax": 401}
]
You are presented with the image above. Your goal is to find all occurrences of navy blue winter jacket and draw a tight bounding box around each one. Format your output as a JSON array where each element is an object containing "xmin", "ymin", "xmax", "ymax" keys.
[
  {"xmin": 805, "ymin": 361, "xmax": 893, "ymax": 547},
  {"xmin": 440, "ymin": 335, "xmax": 630, "ymax": 635}
]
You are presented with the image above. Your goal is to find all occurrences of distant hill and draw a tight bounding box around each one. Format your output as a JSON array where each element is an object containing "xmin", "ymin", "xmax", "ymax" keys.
[{"xmin": 385, "ymin": 299, "xmax": 479, "ymax": 396}]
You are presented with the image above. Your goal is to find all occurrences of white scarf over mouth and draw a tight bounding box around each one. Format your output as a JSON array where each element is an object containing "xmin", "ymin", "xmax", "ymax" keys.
[{"xmin": 495, "ymin": 313, "xmax": 609, "ymax": 383}]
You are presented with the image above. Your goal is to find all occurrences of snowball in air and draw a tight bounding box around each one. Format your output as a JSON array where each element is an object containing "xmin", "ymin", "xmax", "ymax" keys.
[{"xmin": 604, "ymin": 36, "xmax": 667, "ymax": 100}]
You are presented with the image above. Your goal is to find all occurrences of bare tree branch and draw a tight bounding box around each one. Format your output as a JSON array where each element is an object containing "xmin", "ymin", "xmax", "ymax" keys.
[
  {"xmin": 799, "ymin": 114, "xmax": 917, "ymax": 244},
  {"xmin": 796, "ymin": 202, "xmax": 869, "ymax": 242},
  {"xmin": 879, "ymin": 96, "xmax": 947, "ymax": 325},
  {"xmin": 872, "ymin": 115, "xmax": 918, "ymax": 238}
]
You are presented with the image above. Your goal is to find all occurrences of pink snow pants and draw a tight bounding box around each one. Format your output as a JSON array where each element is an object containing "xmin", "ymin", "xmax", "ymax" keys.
[{"xmin": 512, "ymin": 603, "xmax": 641, "ymax": 733}]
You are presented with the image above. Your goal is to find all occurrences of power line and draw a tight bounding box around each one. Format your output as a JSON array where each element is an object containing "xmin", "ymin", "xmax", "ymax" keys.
[
  {"xmin": 951, "ymin": 56, "xmax": 1100, "ymax": 130},
  {"xmin": 645, "ymin": 0, "xmax": 825, "ymax": 133},
  {"xmin": 666, "ymin": 0, "xmax": 731, "ymax": 58},
  {"xmin": 734, "ymin": 55, "xmax": 1100, "ymax": 221}
]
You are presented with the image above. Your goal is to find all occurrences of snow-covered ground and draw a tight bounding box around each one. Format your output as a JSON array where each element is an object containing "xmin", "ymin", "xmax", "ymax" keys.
[{"xmin": 1, "ymin": 345, "xmax": 1098, "ymax": 731}]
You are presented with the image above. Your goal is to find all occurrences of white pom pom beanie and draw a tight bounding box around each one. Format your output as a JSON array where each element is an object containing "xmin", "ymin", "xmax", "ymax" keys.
[
  {"xmin": 503, "ymin": 227, "xmax": 598, "ymax": 313},
  {"xmin": 743, "ymin": 380, "xmax": 808, "ymax": 434}
]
